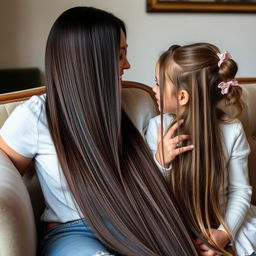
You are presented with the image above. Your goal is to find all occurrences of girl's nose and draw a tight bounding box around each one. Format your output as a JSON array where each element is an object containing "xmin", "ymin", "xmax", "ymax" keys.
[{"xmin": 152, "ymin": 84, "xmax": 158, "ymax": 93}]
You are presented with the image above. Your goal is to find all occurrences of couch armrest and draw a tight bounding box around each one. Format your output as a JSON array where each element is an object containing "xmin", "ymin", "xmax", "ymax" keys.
[{"xmin": 0, "ymin": 150, "xmax": 36, "ymax": 256}]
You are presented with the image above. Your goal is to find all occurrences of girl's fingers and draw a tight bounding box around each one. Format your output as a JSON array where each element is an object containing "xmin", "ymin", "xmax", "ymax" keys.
[
  {"xmin": 173, "ymin": 144, "xmax": 194, "ymax": 156},
  {"xmin": 171, "ymin": 134, "xmax": 190, "ymax": 145}
]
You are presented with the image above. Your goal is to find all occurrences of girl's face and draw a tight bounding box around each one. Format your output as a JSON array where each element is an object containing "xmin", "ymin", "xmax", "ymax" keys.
[
  {"xmin": 119, "ymin": 30, "xmax": 130, "ymax": 81},
  {"xmin": 153, "ymin": 63, "xmax": 178, "ymax": 114}
]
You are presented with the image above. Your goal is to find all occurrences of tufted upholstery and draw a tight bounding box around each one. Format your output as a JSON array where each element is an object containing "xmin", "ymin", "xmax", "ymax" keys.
[
  {"xmin": 0, "ymin": 151, "xmax": 36, "ymax": 256},
  {"xmin": 0, "ymin": 103, "xmax": 21, "ymax": 127},
  {"xmin": 239, "ymin": 83, "xmax": 256, "ymax": 203},
  {"xmin": 0, "ymin": 80, "xmax": 255, "ymax": 256}
]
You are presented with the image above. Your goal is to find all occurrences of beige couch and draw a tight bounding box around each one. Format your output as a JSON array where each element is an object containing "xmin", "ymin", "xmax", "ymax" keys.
[{"xmin": 0, "ymin": 80, "xmax": 255, "ymax": 256}]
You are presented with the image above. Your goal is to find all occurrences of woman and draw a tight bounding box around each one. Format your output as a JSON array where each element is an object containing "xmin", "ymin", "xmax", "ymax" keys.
[{"xmin": 0, "ymin": 7, "xmax": 198, "ymax": 256}]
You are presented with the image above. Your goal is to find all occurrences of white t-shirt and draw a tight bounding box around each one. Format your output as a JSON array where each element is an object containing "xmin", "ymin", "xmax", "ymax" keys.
[
  {"xmin": 146, "ymin": 114, "xmax": 252, "ymax": 238},
  {"xmin": 0, "ymin": 95, "xmax": 80, "ymax": 223}
]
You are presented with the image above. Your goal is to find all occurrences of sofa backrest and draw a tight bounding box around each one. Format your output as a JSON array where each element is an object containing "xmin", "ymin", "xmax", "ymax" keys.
[
  {"xmin": 0, "ymin": 80, "xmax": 255, "ymax": 208},
  {"xmin": 122, "ymin": 81, "xmax": 159, "ymax": 135},
  {"xmin": 238, "ymin": 83, "xmax": 256, "ymax": 203}
]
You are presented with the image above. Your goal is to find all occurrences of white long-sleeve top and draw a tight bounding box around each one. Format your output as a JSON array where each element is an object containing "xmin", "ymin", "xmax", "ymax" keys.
[{"xmin": 145, "ymin": 114, "xmax": 252, "ymax": 237}]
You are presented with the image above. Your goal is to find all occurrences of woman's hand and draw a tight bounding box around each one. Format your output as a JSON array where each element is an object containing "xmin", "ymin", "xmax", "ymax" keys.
[
  {"xmin": 155, "ymin": 119, "xmax": 193, "ymax": 168},
  {"xmin": 194, "ymin": 229, "xmax": 231, "ymax": 256}
]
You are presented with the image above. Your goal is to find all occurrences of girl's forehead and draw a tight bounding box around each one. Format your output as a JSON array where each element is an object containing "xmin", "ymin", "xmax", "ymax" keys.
[{"xmin": 155, "ymin": 63, "xmax": 160, "ymax": 73}]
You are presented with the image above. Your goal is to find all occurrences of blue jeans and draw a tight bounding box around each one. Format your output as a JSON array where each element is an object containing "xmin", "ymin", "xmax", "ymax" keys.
[{"xmin": 39, "ymin": 219, "xmax": 116, "ymax": 256}]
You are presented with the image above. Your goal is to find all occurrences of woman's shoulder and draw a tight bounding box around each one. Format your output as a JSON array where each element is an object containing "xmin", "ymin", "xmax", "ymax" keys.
[
  {"xmin": 7, "ymin": 94, "xmax": 48, "ymax": 127},
  {"xmin": 23, "ymin": 94, "xmax": 46, "ymax": 113},
  {"xmin": 13, "ymin": 94, "xmax": 46, "ymax": 124}
]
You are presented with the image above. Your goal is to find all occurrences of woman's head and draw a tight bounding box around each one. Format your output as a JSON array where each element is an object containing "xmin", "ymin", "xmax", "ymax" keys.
[
  {"xmin": 45, "ymin": 6, "xmax": 130, "ymax": 160},
  {"xmin": 45, "ymin": 7, "xmax": 130, "ymax": 110},
  {"xmin": 154, "ymin": 43, "xmax": 242, "ymax": 121}
]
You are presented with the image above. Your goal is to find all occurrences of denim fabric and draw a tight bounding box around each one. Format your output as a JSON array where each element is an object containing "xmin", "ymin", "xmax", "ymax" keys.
[{"xmin": 39, "ymin": 219, "xmax": 116, "ymax": 256}]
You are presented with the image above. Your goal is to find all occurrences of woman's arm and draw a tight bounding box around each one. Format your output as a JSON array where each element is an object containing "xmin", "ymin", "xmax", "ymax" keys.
[
  {"xmin": 0, "ymin": 97, "xmax": 42, "ymax": 175},
  {"xmin": 0, "ymin": 137, "xmax": 32, "ymax": 176}
]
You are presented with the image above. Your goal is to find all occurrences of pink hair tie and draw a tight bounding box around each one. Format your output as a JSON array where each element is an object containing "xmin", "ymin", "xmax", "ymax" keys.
[
  {"xmin": 217, "ymin": 51, "xmax": 232, "ymax": 67},
  {"xmin": 218, "ymin": 79, "xmax": 239, "ymax": 95}
]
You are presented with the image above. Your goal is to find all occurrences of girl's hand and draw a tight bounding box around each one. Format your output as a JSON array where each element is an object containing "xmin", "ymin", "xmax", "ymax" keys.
[
  {"xmin": 194, "ymin": 229, "xmax": 230, "ymax": 256},
  {"xmin": 155, "ymin": 119, "xmax": 193, "ymax": 168}
]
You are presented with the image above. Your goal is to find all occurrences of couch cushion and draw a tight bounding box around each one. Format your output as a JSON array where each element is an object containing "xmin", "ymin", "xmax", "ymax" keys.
[
  {"xmin": 240, "ymin": 84, "xmax": 256, "ymax": 204},
  {"xmin": 0, "ymin": 100, "xmax": 45, "ymax": 234},
  {"xmin": 0, "ymin": 102, "xmax": 23, "ymax": 127},
  {"xmin": 0, "ymin": 150, "xmax": 36, "ymax": 256}
]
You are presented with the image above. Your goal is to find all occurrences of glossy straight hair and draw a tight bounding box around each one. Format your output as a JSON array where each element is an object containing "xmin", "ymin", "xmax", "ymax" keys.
[
  {"xmin": 158, "ymin": 43, "xmax": 243, "ymax": 256},
  {"xmin": 45, "ymin": 6, "xmax": 198, "ymax": 255}
]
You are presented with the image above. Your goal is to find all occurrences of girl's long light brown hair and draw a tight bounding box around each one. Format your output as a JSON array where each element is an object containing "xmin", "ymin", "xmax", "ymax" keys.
[
  {"xmin": 45, "ymin": 7, "xmax": 198, "ymax": 256},
  {"xmin": 158, "ymin": 43, "xmax": 243, "ymax": 256}
]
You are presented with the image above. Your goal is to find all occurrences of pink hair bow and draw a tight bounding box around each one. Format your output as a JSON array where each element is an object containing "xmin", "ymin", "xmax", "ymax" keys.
[
  {"xmin": 218, "ymin": 79, "xmax": 239, "ymax": 95},
  {"xmin": 217, "ymin": 51, "xmax": 232, "ymax": 67}
]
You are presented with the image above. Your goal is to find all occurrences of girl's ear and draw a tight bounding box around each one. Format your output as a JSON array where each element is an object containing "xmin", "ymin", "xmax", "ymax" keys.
[{"xmin": 178, "ymin": 89, "xmax": 189, "ymax": 106}]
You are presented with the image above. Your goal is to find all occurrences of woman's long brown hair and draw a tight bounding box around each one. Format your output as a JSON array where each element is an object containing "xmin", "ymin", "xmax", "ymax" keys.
[
  {"xmin": 158, "ymin": 43, "xmax": 243, "ymax": 256},
  {"xmin": 45, "ymin": 7, "xmax": 198, "ymax": 255}
]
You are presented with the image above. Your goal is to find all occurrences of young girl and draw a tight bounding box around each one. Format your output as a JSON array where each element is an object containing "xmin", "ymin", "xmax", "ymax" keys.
[
  {"xmin": 0, "ymin": 7, "xmax": 199, "ymax": 256},
  {"xmin": 146, "ymin": 43, "xmax": 256, "ymax": 256}
]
